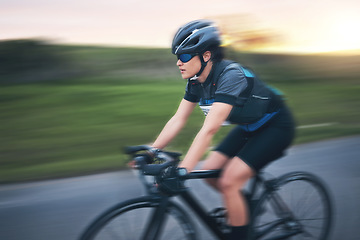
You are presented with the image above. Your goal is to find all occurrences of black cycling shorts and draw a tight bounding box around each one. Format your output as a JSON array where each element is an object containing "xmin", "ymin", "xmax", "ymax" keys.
[{"xmin": 215, "ymin": 106, "xmax": 295, "ymax": 172}]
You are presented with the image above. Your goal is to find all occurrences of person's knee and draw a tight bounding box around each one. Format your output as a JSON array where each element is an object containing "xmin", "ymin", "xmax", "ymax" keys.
[
  {"xmin": 218, "ymin": 173, "xmax": 247, "ymax": 194},
  {"xmin": 201, "ymin": 151, "xmax": 228, "ymax": 170},
  {"xmin": 219, "ymin": 163, "xmax": 253, "ymax": 195},
  {"xmin": 218, "ymin": 176, "xmax": 234, "ymax": 194}
]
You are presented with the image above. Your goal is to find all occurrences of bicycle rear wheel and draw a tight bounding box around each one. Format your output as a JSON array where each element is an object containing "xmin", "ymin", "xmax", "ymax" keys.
[
  {"xmin": 80, "ymin": 196, "xmax": 196, "ymax": 240},
  {"xmin": 250, "ymin": 172, "xmax": 332, "ymax": 240}
]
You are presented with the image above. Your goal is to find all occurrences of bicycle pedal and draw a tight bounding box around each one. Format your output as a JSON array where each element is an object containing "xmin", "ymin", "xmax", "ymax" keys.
[
  {"xmin": 208, "ymin": 208, "xmax": 230, "ymax": 232},
  {"xmin": 208, "ymin": 207, "xmax": 227, "ymax": 218}
]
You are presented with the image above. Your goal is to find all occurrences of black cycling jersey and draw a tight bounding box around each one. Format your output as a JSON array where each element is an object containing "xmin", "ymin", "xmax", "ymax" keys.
[{"xmin": 184, "ymin": 59, "xmax": 283, "ymax": 131}]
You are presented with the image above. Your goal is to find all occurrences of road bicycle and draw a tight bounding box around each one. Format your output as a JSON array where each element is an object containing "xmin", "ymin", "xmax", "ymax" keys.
[{"xmin": 79, "ymin": 145, "xmax": 332, "ymax": 240}]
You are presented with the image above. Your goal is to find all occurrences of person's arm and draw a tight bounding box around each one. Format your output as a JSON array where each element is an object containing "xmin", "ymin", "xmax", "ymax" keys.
[
  {"xmin": 152, "ymin": 99, "xmax": 197, "ymax": 149},
  {"xmin": 179, "ymin": 102, "xmax": 233, "ymax": 171}
]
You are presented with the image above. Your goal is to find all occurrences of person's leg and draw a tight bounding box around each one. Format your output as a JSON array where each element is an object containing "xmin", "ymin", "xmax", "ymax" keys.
[
  {"xmin": 201, "ymin": 151, "xmax": 229, "ymax": 191},
  {"xmin": 219, "ymin": 157, "xmax": 254, "ymax": 240},
  {"xmin": 220, "ymin": 157, "xmax": 254, "ymax": 226},
  {"xmin": 203, "ymin": 126, "xmax": 249, "ymax": 191},
  {"xmin": 219, "ymin": 109, "xmax": 295, "ymax": 239}
]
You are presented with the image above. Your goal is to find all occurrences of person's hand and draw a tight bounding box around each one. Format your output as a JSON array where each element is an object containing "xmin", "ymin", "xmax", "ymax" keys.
[
  {"xmin": 128, "ymin": 153, "xmax": 153, "ymax": 169},
  {"xmin": 127, "ymin": 160, "xmax": 136, "ymax": 169}
]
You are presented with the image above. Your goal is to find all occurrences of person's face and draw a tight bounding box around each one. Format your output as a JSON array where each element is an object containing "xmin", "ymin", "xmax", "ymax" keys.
[{"xmin": 176, "ymin": 54, "xmax": 201, "ymax": 79}]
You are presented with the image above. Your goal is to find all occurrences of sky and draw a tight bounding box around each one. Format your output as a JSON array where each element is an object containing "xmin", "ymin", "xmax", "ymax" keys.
[{"xmin": 1, "ymin": 0, "xmax": 360, "ymax": 53}]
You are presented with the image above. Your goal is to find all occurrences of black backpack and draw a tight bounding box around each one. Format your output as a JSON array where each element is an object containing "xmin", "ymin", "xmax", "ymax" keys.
[{"xmin": 210, "ymin": 60, "xmax": 283, "ymax": 124}]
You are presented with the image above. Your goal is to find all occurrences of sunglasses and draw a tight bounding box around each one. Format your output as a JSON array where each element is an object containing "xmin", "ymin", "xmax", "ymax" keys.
[{"xmin": 177, "ymin": 53, "xmax": 198, "ymax": 63}]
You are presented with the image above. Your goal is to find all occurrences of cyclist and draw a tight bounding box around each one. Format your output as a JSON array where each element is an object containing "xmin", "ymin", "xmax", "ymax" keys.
[{"xmin": 149, "ymin": 19, "xmax": 295, "ymax": 240}]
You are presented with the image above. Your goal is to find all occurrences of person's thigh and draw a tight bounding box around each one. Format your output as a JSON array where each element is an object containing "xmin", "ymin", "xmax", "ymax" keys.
[
  {"xmin": 237, "ymin": 125, "xmax": 294, "ymax": 172},
  {"xmin": 220, "ymin": 156, "xmax": 255, "ymax": 189},
  {"xmin": 201, "ymin": 151, "xmax": 229, "ymax": 170},
  {"xmin": 215, "ymin": 125, "xmax": 249, "ymax": 158},
  {"xmin": 203, "ymin": 126, "xmax": 248, "ymax": 172}
]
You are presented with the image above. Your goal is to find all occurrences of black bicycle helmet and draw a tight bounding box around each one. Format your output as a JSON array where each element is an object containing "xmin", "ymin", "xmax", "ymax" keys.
[{"xmin": 172, "ymin": 19, "xmax": 221, "ymax": 55}]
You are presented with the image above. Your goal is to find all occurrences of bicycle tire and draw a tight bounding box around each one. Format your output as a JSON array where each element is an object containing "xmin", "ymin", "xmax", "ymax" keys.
[
  {"xmin": 79, "ymin": 196, "xmax": 197, "ymax": 240},
  {"xmin": 249, "ymin": 172, "xmax": 332, "ymax": 240}
]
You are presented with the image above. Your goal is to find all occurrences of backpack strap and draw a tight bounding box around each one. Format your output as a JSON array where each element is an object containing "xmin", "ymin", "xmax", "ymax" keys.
[
  {"xmin": 210, "ymin": 60, "xmax": 234, "ymax": 96},
  {"xmin": 210, "ymin": 60, "xmax": 254, "ymax": 99},
  {"xmin": 238, "ymin": 65, "xmax": 255, "ymax": 98}
]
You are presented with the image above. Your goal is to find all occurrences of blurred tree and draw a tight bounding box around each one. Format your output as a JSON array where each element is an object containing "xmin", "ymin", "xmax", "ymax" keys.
[
  {"xmin": 0, "ymin": 39, "xmax": 68, "ymax": 79},
  {"xmin": 208, "ymin": 14, "xmax": 283, "ymax": 51}
]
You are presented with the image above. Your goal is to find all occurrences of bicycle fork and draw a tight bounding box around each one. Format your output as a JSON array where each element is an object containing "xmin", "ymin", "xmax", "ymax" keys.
[{"xmin": 141, "ymin": 197, "xmax": 170, "ymax": 240}]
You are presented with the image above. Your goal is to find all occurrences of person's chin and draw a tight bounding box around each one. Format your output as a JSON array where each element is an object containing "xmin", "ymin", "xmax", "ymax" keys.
[{"xmin": 181, "ymin": 73, "xmax": 190, "ymax": 79}]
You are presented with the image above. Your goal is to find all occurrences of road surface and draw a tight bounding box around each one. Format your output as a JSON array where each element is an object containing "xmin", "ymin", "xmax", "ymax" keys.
[{"xmin": 0, "ymin": 136, "xmax": 359, "ymax": 240}]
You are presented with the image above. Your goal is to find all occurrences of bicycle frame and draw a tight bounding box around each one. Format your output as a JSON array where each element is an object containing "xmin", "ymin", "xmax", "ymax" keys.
[
  {"xmin": 185, "ymin": 190, "xmax": 227, "ymax": 239},
  {"xmin": 124, "ymin": 147, "xmax": 312, "ymax": 240},
  {"xmin": 81, "ymin": 147, "xmax": 331, "ymax": 240},
  {"xmin": 144, "ymin": 171, "xmax": 305, "ymax": 240},
  {"xmin": 140, "ymin": 170, "xmax": 264, "ymax": 240}
]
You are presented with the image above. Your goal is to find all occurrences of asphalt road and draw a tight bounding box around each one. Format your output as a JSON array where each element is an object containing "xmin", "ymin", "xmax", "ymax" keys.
[{"xmin": 0, "ymin": 135, "xmax": 359, "ymax": 240}]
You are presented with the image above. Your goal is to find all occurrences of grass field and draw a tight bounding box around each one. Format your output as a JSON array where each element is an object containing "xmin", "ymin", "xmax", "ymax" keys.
[{"xmin": 1, "ymin": 46, "xmax": 359, "ymax": 183}]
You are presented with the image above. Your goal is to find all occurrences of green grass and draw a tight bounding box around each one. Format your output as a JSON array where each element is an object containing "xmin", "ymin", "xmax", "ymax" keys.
[{"xmin": 1, "ymin": 46, "xmax": 360, "ymax": 183}]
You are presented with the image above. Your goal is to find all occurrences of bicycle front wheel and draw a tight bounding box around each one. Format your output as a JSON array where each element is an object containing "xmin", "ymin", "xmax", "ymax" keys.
[
  {"xmin": 250, "ymin": 172, "xmax": 332, "ymax": 240},
  {"xmin": 80, "ymin": 196, "xmax": 196, "ymax": 240}
]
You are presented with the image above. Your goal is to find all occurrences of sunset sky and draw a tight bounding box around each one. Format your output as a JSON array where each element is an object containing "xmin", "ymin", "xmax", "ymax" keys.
[{"xmin": 1, "ymin": 0, "xmax": 360, "ymax": 53}]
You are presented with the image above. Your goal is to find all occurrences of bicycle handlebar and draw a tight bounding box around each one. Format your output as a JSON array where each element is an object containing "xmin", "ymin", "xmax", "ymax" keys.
[
  {"xmin": 125, "ymin": 145, "xmax": 182, "ymax": 176},
  {"xmin": 124, "ymin": 145, "xmax": 152, "ymax": 154},
  {"xmin": 125, "ymin": 145, "xmax": 222, "ymax": 180}
]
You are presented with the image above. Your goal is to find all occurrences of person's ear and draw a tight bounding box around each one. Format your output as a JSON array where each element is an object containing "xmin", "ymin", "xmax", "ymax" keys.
[{"xmin": 203, "ymin": 51, "xmax": 212, "ymax": 62}]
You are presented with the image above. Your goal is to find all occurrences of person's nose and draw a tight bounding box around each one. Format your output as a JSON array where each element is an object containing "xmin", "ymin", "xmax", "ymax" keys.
[{"xmin": 177, "ymin": 59, "xmax": 183, "ymax": 66}]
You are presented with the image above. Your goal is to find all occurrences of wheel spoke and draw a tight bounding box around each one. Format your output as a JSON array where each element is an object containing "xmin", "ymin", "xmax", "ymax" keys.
[
  {"xmin": 250, "ymin": 172, "xmax": 332, "ymax": 240},
  {"xmin": 80, "ymin": 198, "xmax": 196, "ymax": 240}
]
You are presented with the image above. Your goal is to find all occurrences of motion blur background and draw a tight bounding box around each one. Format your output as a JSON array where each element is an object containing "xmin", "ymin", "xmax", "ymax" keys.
[{"xmin": 1, "ymin": 0, "xmax": 360, "ymax": 183}]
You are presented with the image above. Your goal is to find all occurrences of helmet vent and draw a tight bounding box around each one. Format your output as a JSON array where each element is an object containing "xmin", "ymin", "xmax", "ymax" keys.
[{"xmin": 172, "ymin": 20, "xmax": 220, "ymax": 55}]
